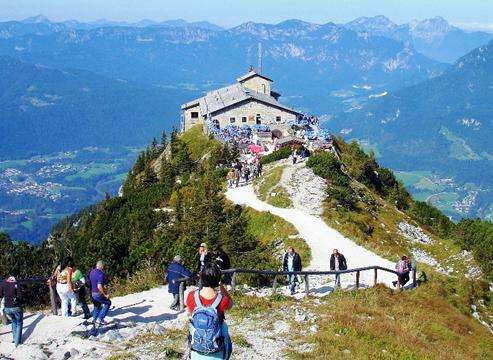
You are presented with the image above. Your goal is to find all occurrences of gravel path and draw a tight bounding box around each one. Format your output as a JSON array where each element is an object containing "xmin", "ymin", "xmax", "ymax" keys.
[{"xmin": 226, "ymin": 184, "xmax": 397, "ymax": 294}]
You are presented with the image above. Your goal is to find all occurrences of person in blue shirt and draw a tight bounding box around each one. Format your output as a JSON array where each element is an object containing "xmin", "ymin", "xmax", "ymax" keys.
[
  {"xmin": 89, "ymin": 260, "xmax": 111, "ymax": 327},
  {"xmin": 166, "ymin": 255, "xmax": 193, "ymax": 311}
]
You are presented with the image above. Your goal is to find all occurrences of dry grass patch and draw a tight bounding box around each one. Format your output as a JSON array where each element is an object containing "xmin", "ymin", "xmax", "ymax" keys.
[{"xmin": 292, "ymin": 283, "xmax": 493, "ymax": 360}]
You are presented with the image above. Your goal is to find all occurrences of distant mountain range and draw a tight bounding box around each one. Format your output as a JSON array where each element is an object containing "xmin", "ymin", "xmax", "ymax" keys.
[
  {"xmin": 0, "ymin": 56, "xmax": 196, "ymax": 158},
  {"xmin": 331, "ymin": 40, "xmax": 493, "ymax": 219},
  {"xmin": 345, "ymin": 15, "xmax": 493, "ymax": 63},
  {"xmin": 20, "ymin": 14, "xmax": 224, "ymax": 31},
  {"xmin": 0, "ymin": 16, "xmax": 450, "ymax": 117}
]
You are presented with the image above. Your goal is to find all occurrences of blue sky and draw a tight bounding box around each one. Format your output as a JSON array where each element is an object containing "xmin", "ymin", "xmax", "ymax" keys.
[{"xmin": 1, "ymin": 0, "xmax": 492, "ymax": 30}]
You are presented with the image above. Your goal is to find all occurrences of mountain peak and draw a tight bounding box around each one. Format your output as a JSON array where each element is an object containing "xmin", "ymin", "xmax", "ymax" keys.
[
  {"xmin": 345, "ymin": 15, "xmax": 397, "ymax": 35},
  {"xmin": 409, "ymin": 16, "xmax": 454, "ymax": 39},
  {"xmin": 22, "ymin": 15, "xmax": 50, "ymax": 24}
]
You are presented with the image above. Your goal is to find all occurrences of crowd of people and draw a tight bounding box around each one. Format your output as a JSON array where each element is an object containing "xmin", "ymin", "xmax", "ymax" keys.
[
  {"xmin": 0, "ymin": 244, "xmax": 414, "ymax": 358},
  {"xmin": 226, "ymin": 159, "xmax": 262, "ymax": 188}
]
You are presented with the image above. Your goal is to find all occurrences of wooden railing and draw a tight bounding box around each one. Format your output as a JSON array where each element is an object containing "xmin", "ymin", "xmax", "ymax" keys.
[{"xmin": 175, "ymin": 266, "xmax": 416, "ymax": 310}]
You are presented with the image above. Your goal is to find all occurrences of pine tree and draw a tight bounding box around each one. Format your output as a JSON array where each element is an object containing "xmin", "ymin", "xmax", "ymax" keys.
[{"xmin": 160, "ymin": 130, "xmax": 168, "ymax": 149}]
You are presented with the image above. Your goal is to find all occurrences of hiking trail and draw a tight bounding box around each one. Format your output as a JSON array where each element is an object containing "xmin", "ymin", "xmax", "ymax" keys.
[{"xmin": 225, "ymin": 164, "xmax": 397, "ymax": 294}]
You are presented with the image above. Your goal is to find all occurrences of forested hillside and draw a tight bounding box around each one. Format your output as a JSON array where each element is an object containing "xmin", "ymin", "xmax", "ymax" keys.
[{"xmin": 0, "ymin": 127, "xmax": 276, "ymax": 284}]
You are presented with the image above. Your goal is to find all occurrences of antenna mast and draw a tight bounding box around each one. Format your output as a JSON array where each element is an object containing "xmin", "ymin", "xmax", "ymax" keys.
[{"xmin": 257, "ymin": 42, "xmax": 263, "ymax": 74}]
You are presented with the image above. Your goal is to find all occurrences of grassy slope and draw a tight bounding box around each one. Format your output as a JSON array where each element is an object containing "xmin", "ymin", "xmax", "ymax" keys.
[
  {"xmin": 180, "ymin": 124, "xmax": 221, "ymax": 160},
  {"xmin": 292, "ymin": 284, "xmax": 493, "ymax": 360},
  {"xmin": 240, "ymin": 150, "xmax": 493, "ymax": 358},
  {"xmin": 254, "ymin": 162, "xmax": 292, "ymax": 208},
  {"xmin": 107, "ymin": 130, "xmax": 492, "ymax": 359},
  {"xmin": 246, "ymin": 208, "xmax": 311, "ymax": 265}
]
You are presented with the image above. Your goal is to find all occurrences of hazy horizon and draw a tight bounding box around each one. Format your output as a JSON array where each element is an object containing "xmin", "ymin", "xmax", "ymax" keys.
[
  {"xmin": 1, "ymin": 0, "xmax": 493, "ymax": 32},
  {"xmin": 3, "ymin": 13, "xmax": 493, "ymax": 34}
]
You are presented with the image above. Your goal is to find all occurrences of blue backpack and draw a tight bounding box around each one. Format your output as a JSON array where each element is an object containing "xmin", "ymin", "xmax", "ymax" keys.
[{"xmin": 189, "ymin": 290, "xmax": 224, "ymax": 354}]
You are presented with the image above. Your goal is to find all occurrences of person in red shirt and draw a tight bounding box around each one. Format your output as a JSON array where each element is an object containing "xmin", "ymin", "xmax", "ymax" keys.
[{"xmin": 186, "ymin": 263, "xmax": 233, "ymax": 359}]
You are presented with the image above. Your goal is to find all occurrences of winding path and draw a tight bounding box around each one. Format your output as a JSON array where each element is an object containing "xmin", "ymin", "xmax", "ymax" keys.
[{"xmin": 226, "ymin": 184, "xmax": 397, "ymax": 292}]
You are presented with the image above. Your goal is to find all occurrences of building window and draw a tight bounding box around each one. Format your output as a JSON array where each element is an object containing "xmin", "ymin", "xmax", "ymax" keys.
[
  {"xmin": 242, "ymin": 116, "xmax": 247, "ymax": 123},
  {"xmin": 276, "ymin": 116, "xmax": 281, "ymax": 122},
  {"xmin": 191, "ymin": 111, "xmax": 199, "ymax": 119},
  {"xmin": 230, "ymin": 117, "xmax": 236, "ymax": 123},
  {"xmin": 262, "ymin": 84, "xmax": 266, "ymax": 94},
  {"xmin": 256, "ymin": 114, "xmax": 261, "ymax": 124}
]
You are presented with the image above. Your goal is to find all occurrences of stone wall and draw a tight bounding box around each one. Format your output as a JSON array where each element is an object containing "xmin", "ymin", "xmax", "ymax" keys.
[
  {"xmin": 183, "ymin": 104, "xmax": 203, "ymax": 131},
  {"xmin": 210, "ymin": 100, "xmax": 297, "ymax": 128},
  {"xmin": 241, "ymin": 77, "xmax": 271, "ymax": 95}
]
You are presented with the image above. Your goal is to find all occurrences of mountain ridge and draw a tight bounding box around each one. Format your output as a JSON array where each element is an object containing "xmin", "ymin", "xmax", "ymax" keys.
[
  {"xmin": 0, "ymin": 55, "xmax": 197, "ymax": 158},
  {"xmin": 331, "ymin": 40, "xmax": 493, "ymax": 219}
]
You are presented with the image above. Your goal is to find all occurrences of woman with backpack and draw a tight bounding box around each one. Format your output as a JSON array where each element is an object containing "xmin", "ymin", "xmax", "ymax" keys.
[
  {"xmin": 393, "ymin": 255, "xmax": 412, "ymax": 289},
  {"xmin": 186, "ymin": 263, "xmax": 233, "ymax": 359},
  {"xmin": 55, "ymin": 257, "xmax": 78, "ymax": 317}
]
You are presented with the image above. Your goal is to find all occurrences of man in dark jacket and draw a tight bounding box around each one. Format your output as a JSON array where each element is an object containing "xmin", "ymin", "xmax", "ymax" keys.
[
  {"xmin": 282, "ymin": 247, "xmax": 302, "ymax": 295},
  {"xmin": 0, "ymin": 273, "xmax": 23, "ymax": 347},
  {"xmin": 215, "ymin": 246, "xmax": 232, "ymax": 285},
  {"xmin": 330, "ymin": 249, "xmax": 347, "ymax": 288},
  {"xmin": 166, "ymin": 255, "xmax": 193, "ymax": 310}
]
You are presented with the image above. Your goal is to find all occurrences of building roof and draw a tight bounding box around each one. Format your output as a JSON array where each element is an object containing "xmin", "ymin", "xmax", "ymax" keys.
[
  {"xmin": 236, "ymin": 70, "xmax": 273, "ymax": 83},
  {"xmin": 182, "ymin": 80, "xmax": 301, "ymax": 117}
]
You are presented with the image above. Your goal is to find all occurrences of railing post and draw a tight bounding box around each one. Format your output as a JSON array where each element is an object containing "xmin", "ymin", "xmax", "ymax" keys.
[
  {"xmin": 304, "ymin": 274, "xmax": 309, "ymax": 294},
  {"xmin": 231, "ymin": 272, "xmax": 236, "ymax": 291},
  {"xmin": 49, "ymin": 279, "xmax": 57, "ymax": 315},
  {"xmin": 179, "ymin": 281, "xmax": 185, "ymax": 311},
  {"xmin": 272, "ymin": 275, "xmax": 278, "ymax": 293},
  {"xmin": 412, "ymin": 267, "xmax": 417, "ymax": 288},
  {"xmin": 355, "ymin": 271, "xmax": 360, "ymax": 289},
  {"xmin": 373, "ymin": 268, "xmax": 378, "ymax": 287}
]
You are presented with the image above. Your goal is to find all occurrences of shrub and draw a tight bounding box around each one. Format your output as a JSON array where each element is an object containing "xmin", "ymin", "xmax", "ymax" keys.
[
  {"xmin": 307, "ymin": 151, "xmax": 349, "ymax": 187},
  {"xmin": 409, "ymin": 201, "xmax": 455, "ymax": 238},
  {"xmin": 260, "ymin": 146, "xmax": 292, "ymax": 165}
]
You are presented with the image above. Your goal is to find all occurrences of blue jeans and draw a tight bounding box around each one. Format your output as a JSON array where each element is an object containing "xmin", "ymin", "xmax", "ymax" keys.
[
  {"xmin": 4, "ymin": 307, "xmax": 23, "ymax": 346},
  {"xmin": 334, "ymin": 273, "xmax": 341, "ymax": 288},
  {"xmin": 288, "ymin": 274, "xmax": 297, "ymax": 294},
  {"xmin": 92, "ymin": 294, "xmax": 111, "ymax": 322}
]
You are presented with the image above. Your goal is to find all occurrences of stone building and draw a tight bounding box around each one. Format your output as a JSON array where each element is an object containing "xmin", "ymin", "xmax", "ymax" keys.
[{"xmin": 181, "ymin": 69, "xmax": 302, "ymax": 132}]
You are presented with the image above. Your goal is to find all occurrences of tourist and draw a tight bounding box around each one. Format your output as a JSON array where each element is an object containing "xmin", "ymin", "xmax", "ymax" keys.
[
  {"xmin": 55, "ymin": 257, "xmax": 77, "ymax": 317},
  {"xmin": 198, "ymin": 243, "xmax": 212, "ymax": 275},
  {"xmin": 292, "ymin": 151, "xmax": 298, "ymax": 165},
  {"xmin": 329, "ymin": 249, "xmax": 347, "ymax": 288},
  {"xmin": 256, "ymin": 161, "xmax": 263, "ymax": 177},
  {"xmin": 393, "ymin": 256, "xmax": 412, "ymax": 289},
  {"xmin": 72, "ymin": 268, "xmax": 91, "ymax": 319},
  {"xmin": 90, "ymin": 260, "xmax": 112, "ymax": 326},
  {"xmin": 227, "ymin": 169, "xmax": 235, "ymax": 188},
  {"xmin": 187, "ymin": 263, "xmax": 233, "ymax": 359},
  {"xmin": 234, "ymin": 168, "xmax": 240, "ymax": 188},
  {"xmin": 282, "ymin": 246, "xmax": 302, "ymax": 295},
  {"xmin": 215, "ymin": 246, "xmax": 232, "ymax": 285},
  {"xmin": 243, "ymin": 166, "xmax": 251, "ymax": 184},
  {"xmin": 166, "ymin": 255, "xmax": 193, "ymax": 310},
  {"xmin": 0, "ymin": 271, "xmax": 23, "ymax": 347}
]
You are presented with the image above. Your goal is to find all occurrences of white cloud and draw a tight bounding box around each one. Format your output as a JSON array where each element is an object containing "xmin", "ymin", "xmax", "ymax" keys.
[{"xmin": 453, "ymin": 22, "xmax": 493, "ymax": 34}]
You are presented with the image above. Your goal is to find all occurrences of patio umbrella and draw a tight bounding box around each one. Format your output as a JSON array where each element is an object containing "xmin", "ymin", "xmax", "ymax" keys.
[{"xmin": 248, "ymin": 144, "xmax": 263, "ymax": 154}]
